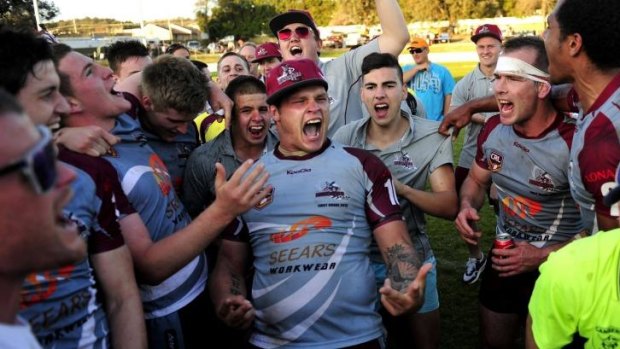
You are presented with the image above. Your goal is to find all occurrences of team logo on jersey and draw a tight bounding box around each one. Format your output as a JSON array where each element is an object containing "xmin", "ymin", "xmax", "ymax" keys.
[
  {"xmin": 393, "ymin": 152, "xmax": 416, "ymax": 170},
  {"xmin": 316, "ymin": 181, "xmax": 349, "ymax": 200},
  {"xmin": 528, "ymin": 166, "xmax": 556, "ymax": 192},
  {"xmin": 149, "ymin": 154, "xmax": 172, "ymax": 196},
  {"xmin": 487, "ymin": 151, "xmax": 503, "ymax": 172},
  {"xmin": 270, "ymin": 216, "xmax": 332, "ymax": 243},
  {"xmin": 255, "ymin": 187, "xmax": 274, "ymax": 210}
]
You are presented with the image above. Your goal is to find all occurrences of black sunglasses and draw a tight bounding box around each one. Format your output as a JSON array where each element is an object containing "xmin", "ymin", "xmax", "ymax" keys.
[
  {"xmin": 409, "ymin": 48, "xmax": 425, "ymax": 54},
  {"xmin": 0, "ymin": 125, "xmax": 57, "ymax": 194},
  {"xmin": 277, "ymin": 27, "xmax": 311, "ymax": 41}
]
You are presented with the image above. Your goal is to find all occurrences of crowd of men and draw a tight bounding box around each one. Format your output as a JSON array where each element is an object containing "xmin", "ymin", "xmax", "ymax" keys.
[{"xmin": 0, "ymin": 0, "xmax": 619, "ymax": 348}]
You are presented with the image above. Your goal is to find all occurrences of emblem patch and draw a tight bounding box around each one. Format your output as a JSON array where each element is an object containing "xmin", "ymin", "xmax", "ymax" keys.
[{"xmin": 487, "ymin": 151, "xmax": 503, "ymax": 172}]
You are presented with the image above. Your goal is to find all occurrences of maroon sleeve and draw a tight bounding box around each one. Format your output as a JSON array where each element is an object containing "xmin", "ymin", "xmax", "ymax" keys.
[
  {"xmin": 566, "ymin": 88, "xmax": 580, "ymax": 113},
  {"xmin": 475, "ymin": 114, "xmax": 502, "ymax": 168},
  {"xmin": 343, "ymin": 147, "xmax": 403, "ymax": 230},
  {"xmin": 579, "ymin": 112, "xmax": 620, "ymax": 217}
]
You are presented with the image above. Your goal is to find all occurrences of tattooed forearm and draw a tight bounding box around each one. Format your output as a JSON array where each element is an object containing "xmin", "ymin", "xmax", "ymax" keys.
[
  {"xmin": 385, "ymin": 243, "xmax": 421, "ymax": 292},
  {"xmin": 230, "ymin": 273, "xmax": 244, "ymax": 295}
]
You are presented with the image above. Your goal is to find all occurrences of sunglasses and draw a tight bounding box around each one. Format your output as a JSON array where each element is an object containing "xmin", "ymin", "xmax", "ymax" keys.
[
  {"xmin": 0, "ymin": 125, "xmax": 57, "ymax": 194},
  {"xmin": 409, "ymin": 48, "xmax": 426, "ymax": 54},
  {"xmin": 277, "ymin": 27, "xmax": 311, "ymax": 41}
]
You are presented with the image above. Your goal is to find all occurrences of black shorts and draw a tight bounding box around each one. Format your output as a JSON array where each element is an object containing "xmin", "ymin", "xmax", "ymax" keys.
[{"xmin": 478, "ymin": 252, "xmax": 539, "ymax": 317}]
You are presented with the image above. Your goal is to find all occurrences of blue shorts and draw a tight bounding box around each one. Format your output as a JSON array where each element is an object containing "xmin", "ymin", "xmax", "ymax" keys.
[{"xmin": 372, "ymin": 256, "xmax": 439, "ymax": 314}]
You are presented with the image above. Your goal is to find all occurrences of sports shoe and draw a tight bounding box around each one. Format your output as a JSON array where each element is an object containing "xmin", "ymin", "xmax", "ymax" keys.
[{"xmin": 463, "ymin": 255, "xmax": 487, "ymax": 284}]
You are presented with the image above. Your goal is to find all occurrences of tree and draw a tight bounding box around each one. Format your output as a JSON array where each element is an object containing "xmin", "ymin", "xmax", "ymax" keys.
[
  {"xmin": 197, "ymin": 0, "xmax": 277, "ymax": 42},
  {"xmin": 0, "ymin": 0, "xmax": 59, "ymax": 30}
]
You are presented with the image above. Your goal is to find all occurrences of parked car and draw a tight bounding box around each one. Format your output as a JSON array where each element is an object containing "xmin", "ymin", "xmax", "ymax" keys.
[
  {"xmin": 434, "ymin": 32, "xmax": 451, "ymax": 44},
  {"xmin": 323, "ymin": 34, "xmax": 344, "ymax": 48},
  {"xmin": 187, "ymin": 40, "xmax": 202, "ymax": 52}
]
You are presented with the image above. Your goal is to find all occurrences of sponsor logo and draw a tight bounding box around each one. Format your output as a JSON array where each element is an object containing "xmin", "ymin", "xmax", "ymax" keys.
[
  {"xmin": 286, "ymin": 168, "xmax": 311, "ymax": 175},
  {"xmin": 270, "ymin": 216, "xmax": 332, "ymax": 243},
  {"xmin": 149, "ymin": 154, "xmax": 172, "ymax": 196},
  {"xmin": 583, "ymin": 168, "xmax": 615, "ymax": 183},
  {"xmin": 501, "ymin": 195, "xmax": 542, "ymax": 219},
  {"xmin": 513, "ymin": 141, "xmax": 530, "ymax": 153},
  {"xmin": 487, "ymin": 151, "xmax": 503, "ymax": 172},
  {"xmin": 393, "ymin": 152, "xmax": 416, "ymax": 170},
  {"xmin": 315, "ymin": 181, "xmax": 349, "ymax": 200}
]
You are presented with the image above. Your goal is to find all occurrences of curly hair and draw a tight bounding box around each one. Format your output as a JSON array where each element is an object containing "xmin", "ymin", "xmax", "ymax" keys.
[
  {"xmin": 141, "ymin": 55, "xmax": 209, "ymax": 117},
  {"xmin": 106, "ymin": 40, "xmax": 150, "ymax": 74},
  {"xmin": 0, "ymin": 28, "xmax": 54, "ymax": 95},
  {"xmin": 556, "ymin": 0, "xmax": 620, "ymax": 70}
]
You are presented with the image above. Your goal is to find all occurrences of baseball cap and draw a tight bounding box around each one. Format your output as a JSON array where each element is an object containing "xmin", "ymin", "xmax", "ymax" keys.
[
  {"xmin": 604, "ymin": 163, "xmax": 620, "ymax": 207},
  {"xmin": 265, "ymin": 59, "xmax": 327, "ymax": 105},
  {"xmin": 269, "ymin": 10, "xmax": 320, "ymax": 39},
  {"xmin": 253, "ymin": 42, "xmax": 282, "ymax": 63},
  {"xmin": 408, "ymin": 37, "xmax": 428, "ymax": 49},
  {"xmin": 471, "ymin": 24, "xmax": 503, "ymax": 43}
]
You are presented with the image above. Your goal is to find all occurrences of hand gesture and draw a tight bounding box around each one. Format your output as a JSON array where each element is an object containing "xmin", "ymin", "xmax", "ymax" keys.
[
  {"xmin": 55, "ymin": 125, "xmax": 120, "ymax": 157},
  {"xmin": 213, "ymin": 160, "xmax": 271, "ymax": 218},
  {"xmin": 217, "ymin": 296, "xmax": 255, "ymax": 329},
  {"xmin": 379, "ymin": 263, "xmax": 432, "ymax": 316},
  {"xmin": 454, "ymin": 208, "xmax": 482, "ymax": 245}
]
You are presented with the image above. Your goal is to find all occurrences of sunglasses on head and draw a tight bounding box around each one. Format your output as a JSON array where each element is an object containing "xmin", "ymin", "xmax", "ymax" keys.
[
  {"xmin": 0, "ymin": 125, "xmax": 57, "ymax": 194},
  {"xmin": 277, "ymin": 27, "xmax": 311, "ymax": 41},
  {"xmin": 409, "ymin": 48, "xmax": 425, "ymax": 54}
]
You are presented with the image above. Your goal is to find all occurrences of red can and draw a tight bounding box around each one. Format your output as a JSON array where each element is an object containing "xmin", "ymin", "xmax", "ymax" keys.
[{"xmin": 494, "ymin": 233, "xmax": 515, "ymax": 250}]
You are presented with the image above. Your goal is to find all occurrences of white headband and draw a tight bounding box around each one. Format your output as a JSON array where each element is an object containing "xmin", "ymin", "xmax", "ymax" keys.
[{"xmin": 494, "ymin": 56, "xmax": 550, "ymax": 84}]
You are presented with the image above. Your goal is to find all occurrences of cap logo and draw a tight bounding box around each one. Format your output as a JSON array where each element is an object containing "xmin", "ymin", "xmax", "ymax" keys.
[
  {"xmin": 257, "ymin": 47, "xmax": 268, "ymax": 56},
  {"xmin": 479, "ymin": 26, "xmax": 490, "ymax": 34},
  {"xmin": 277, "ymin": 64, "xmax": 302, "ymax": 85}
]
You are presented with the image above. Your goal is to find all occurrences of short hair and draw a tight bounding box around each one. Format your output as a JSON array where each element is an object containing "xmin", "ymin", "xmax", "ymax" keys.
[
  {"xmin": 238, "ymin": 42, "xmax": 257, "ymax": 53},
  {"xmin": 51, "ymin": 44, "xmax": 75, "ymax": 97},
  {"xmin": 556, "ymin": 0, "xmax": 620, "ymax": 70},
  {"xmin": 0, "ymin": 88, "xmax": 24, "ymax": 116},
  {"xmin": 217, "ymin": 52, "xmax": 250, "ymax": 73},
  {"xmin": 361, "ymin": 52, "xmax": 404, "ymax": 82},
  {"xmin": 224, "ymin": 75, "xmax": 266, "ymax": 125},
  {"xmin": 165, "ymin": 43, "xmax": 189, "ymax": 55},
  {"xmin": 0, "ymin": 28, "xmax": 54, "ymax": 95},
  {"xmin": 141, "ymin": 55, "xmax": 209, "ymax": 117},
  {"xmin": 502, "ymin": 36, "xmax": 549, "ymax": 73},
  {"xmin": 107, "ymin": 40, "xmax": 149, "ymax": 74}
]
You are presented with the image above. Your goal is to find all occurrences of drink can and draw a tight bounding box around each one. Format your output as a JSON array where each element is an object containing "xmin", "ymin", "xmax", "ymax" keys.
[{"xmin": 494, "ymin": 233, "xmax": 515, "ymax": 250}]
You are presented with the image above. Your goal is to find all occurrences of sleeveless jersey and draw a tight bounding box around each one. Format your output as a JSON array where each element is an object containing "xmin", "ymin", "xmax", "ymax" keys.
[
  {"xmin": 104, "ymin": 114, "xmax": 207, "ymax": 319},
  {"xmin": 476, "ymin": 113, "xmax": 583, "ymax": 246},
  {"xmin": 20, "ymin": 160, "xmax": 127, "ymax": 348},
  {"xmin": 567, "ymin": 73, "xmax": 620, "ymax": 231},
  {"xmin": 333, "ymin": 113, "xmax": 453, "ymax": 262},
  {"xmin": 223, "ymin": 140, "xmax": 403, "ymax": 348}
]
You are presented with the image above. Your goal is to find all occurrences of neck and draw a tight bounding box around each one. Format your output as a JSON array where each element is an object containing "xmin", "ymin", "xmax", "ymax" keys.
[
  {"xmin": 513, "ymin": 102, "xmax": 558, "ymax": 138},
  {"xmin": 479, "ymin": 63, "xmax": 496, "ymax": 78},
  {"xmin": 571, "ymin": 64, "xmax": 620, "ymax": 112},
  {"xmin": 63, "ymin": 112, "xmax": 116, "ymax": 131},
  {"xmin": 0, "ymin": 275, "xmax": 24, "ymax": 324},
  {"xmin": 233, "ymin": 140, "xmax": 265, "ymax": 162},
  {"xmin": 277, "ymin": 144, "xmax": 310, "ymax": 157},
  {"xmin": 366, "ymin": 113, "xmax": 409, "ymax": 150}
]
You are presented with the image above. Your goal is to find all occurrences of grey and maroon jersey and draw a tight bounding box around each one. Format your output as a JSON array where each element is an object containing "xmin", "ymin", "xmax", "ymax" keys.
[
  {"xmin": 223, "ymin": 140, "xmax": 403, "ymax": 348},
  {"xmin": 333, "ymin": 112, "xmax": 453, "ymax": 262},
  {"xmin": 451, "ymin": 65, "xmax": 496, "ymax": 169},
  {"xmin": 104, "ymin": 114, "xmax": 207, "ymax": 320},
  {"xmin": 567, "ymin": 73, "xmax": 620, "ymax": 231},
  {"xmin": 476, "ymin": 113, "xmax": 583, "ymax": 246},
  {"xmin": 20, "ymin": 156, "xmax": 129, "ymax": 348}
]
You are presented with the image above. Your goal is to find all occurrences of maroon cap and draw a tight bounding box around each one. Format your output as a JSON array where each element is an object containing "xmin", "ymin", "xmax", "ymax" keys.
[
  {"xmin": 265, "ymin": 59, "xmax": 327, "ymax": 105},
  {"xmin": 269, "ymin": 10, "xmax": 320, "ymax": 39},
  {"xmin": 471, "ymin": 24, "xmax": 503, "ymax": 43},
  {"xmin": 252, "ymin": 42, "xmax": 282, "ymax": 63}
]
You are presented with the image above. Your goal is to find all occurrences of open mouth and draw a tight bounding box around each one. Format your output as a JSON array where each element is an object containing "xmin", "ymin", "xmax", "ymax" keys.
[
  {"xmin": 303, "ymin": 119, "xmax": 321, "ymax": 137},
  {"xmin": 290, "ymin": 46, "xmax": 303, "ymax": 57},
  {"xmin": 374, "ymin": 103, "xmax": 389, "ymax": 118},
  {"xmin": 249, "ymin": 124, "xmax": 265, "ymax": 136},
  {"xmin": 498, "ymin": 99, "xmax": 514, "ymax": 114}
]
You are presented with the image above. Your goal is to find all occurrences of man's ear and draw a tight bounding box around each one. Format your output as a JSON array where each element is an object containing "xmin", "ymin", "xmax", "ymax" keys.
[
  {"xmin": 567, "ymin": 33, "xmax": 583, "ymax": 57},
  {"xmin": 66, "ymin": 96, "xmax": 83, "ymax": 114},
  {"xmin": 538, "ymin": 82, "xmax": 552, "ymax": 99},
  {"xmin": 141, "ymin": 95, "xmax": 154, "ymax": 111},
  {"xmin": 269, "ymin": 105, "xmax": 280, "ymax": 124}
]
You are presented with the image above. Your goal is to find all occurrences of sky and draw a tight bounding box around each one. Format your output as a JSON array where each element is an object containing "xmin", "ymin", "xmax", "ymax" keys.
[{"xmin": 50, "ymin": 0, "xmax": 199, "ymax": 21}]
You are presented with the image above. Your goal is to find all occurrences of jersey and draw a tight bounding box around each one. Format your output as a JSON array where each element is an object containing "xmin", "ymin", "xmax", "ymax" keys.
[
  {"xmin": 476, "ymin": 113, "xmax": 583, "ymax": 245},
  {"xmin": 104, "ymin": 113, "xmax": 207, "ymax": 320},
  {"xmin": 528, "ymin": 229, "xmax": 620, "ymax": 348},
  {"xmin": 0, "ymin": 317, "xmax": 42, "ymax": 349},
  {"xmin": 567, "ymin": 73, "xmax": 620, "ymax": 231},
  {"xmin": 451, "ymin": 65, "xmax": 496, "ymax": 169},
  {"xmin": 20, "ymin": 156, "xmax": 128, "ymax": 349},
  {"xmin": 223, "ymin": 140, "xmax": 403, "ymax": 348},
  {"xmin": 182, "ymin": 128, "xmax": 279, "ymax": 218},
  {"xmin": 333, "ymin": 112, "xmax": 453, "ymax": 262},
  {"xmin": 403, "ymin": 62, "xmax": 456, "ymax": 121}
]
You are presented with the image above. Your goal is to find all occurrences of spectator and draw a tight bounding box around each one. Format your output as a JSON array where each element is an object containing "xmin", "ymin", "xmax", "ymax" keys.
[
  {"xmin": 333, "ymin": 52, "xmax": 457, "ymax": 349},
  {"xmin": 252, "ymin": 42, "xmax": 282, "ymax": 82},
  {"xmin": 238, "ymin": 42, "xmax": 260, "ymax": 77},
  {"xmin": 107, "ymin": 40, "xmax": 152, "ymax": 82},
  {"xmin": 166, "ymin": 43, "xmax": 190, "ymax": 59},
  {"xmin": 217, "ymin": 52, "xmax": 251, "ymax": 90},
  {"xmin": 402, "ymin": 37, "xmax": 455, "ymax": 121},
  {"xmin": 210, "ymin": 58, "xmax": 431, "ymax": 348}
]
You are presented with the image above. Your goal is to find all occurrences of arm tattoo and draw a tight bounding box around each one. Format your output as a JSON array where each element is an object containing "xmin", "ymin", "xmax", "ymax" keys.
[
  {"xmin": 229, "ymin": 273, "xmax": 243, "ymax": 295},
  {"xmin": 385, "ymin": 244, "xmax": 421, "ymax": 292}
]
